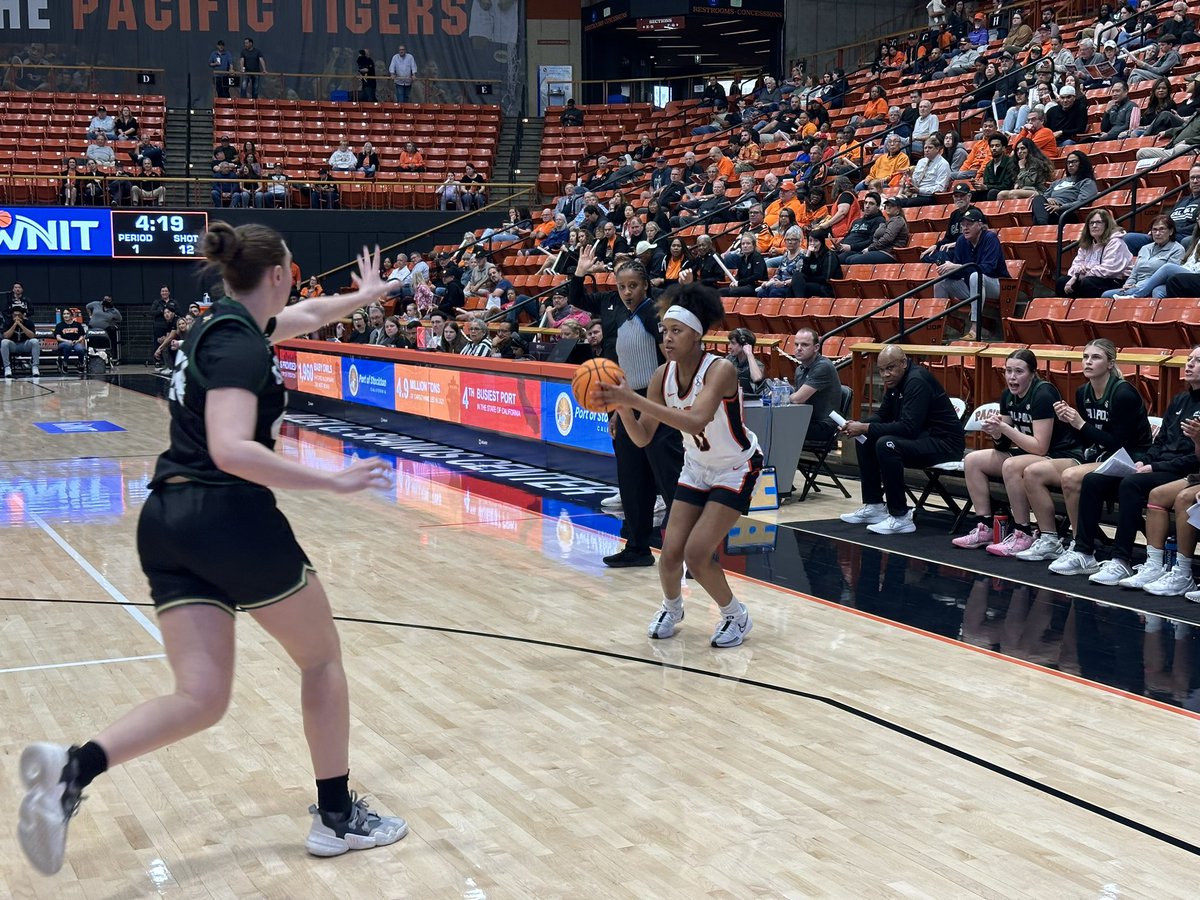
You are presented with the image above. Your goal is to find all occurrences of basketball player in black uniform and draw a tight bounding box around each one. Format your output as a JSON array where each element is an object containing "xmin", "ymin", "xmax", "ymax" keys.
[{"xmin": 17, "ymin": 224, "xmax": 406, "ymax": 875}]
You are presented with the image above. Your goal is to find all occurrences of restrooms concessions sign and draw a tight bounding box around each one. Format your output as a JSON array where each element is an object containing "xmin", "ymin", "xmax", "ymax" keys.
[{"xmin": 2, "ymin": 1, "xmax": 527, "ymax": 113}]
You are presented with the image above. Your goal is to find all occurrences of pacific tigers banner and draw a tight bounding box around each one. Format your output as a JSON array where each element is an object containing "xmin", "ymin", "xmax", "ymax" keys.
[{"xmin": 0, "ymin": 0, "xmax": 525, "ymax": 113}]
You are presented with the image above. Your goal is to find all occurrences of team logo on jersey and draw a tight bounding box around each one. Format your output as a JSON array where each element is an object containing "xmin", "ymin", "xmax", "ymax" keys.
[
  {"xmin": 348, "ymin": 363, "xmax": 360, "ymax": 397},
  {"xmin": 555, "ymin": 391, "xmax": 573, "ymax": 437}
]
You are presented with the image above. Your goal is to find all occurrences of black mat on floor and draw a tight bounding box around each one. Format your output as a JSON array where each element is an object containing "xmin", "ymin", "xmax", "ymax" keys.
[{"xmin": 779, "ymin": 516, "xmax": 1200, "ymax": 628}]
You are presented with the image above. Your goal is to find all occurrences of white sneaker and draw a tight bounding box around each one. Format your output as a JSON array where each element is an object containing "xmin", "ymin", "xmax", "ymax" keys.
[
  {"xmin": 867, "ymin": 511, "xmax": 916, "ymax": 535},
  {"xmin": 17, "ymin": 743, "xmax": 83, "ymax": 876},
  {"xmin": 31, "ymin": 367, "xmax": 40, "ymax": 376},
  {"xmin": 1014, "ymin": 533, "xmax": 1065, "ymax": 561},
  {"xmin": 1117, "ymin": 560, "xmax": 1166, "ymax": 590},
  {"xmin": 1089, "ymin": 559, "xmax": 1134, "ymax": 586},
  {"xmin": 647, "ymin": 601, "xmax": 684, "ymax": 640},
  {"xmin": 711, "ymin": 602, "xmax": 752, "ymax": 648},
  {"xmin": 840, "ymin": 503, "xmax": 887, "ymax": 525},
  {"xmin": 1048, "ymin": 549, "xmax": 1101, "ymax": 576},
  {"xmin": 1143, "ymin": 565, "xmax": 1196, "ymax": 597},
  {"xmin": 305, "ymin": 792, "xmax": 408, "ymax": 857},
  {"xmin": 654, "ymin": 495, "xmax": 667, "ymax": 515},
  {"xmin": 600, "ymin": 493, "xmax": 622, "ymax": 510},
  {"xmin": 1186, "ymin": 588, "xmax": 1200, "ymax": 603},
  {"xmin": 3, "ymin": 367, "xmax": 11, "ymax": 378}
]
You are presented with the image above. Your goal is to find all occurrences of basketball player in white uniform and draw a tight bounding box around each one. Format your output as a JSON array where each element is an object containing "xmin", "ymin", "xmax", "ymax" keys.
[{"xmin": 596, "ymin": 274, "xmax": 762, "ymax": 647}]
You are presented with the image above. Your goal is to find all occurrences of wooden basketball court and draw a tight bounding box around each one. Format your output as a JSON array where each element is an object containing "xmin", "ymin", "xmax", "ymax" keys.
[{"xmin": 2, "ymin": 375, "xmax": 1198, "ymax": 896}]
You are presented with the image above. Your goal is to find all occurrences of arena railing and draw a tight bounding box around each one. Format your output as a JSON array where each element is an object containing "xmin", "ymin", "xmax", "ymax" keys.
[
  {"xmin": 207, "ymin": 68, "xmax": 507, "ymax": 107},
  {"xmin": 1052, "ymin": 145, "xmax": 1200, "ymax": 280},
  {"xmin": 0, "ymin": 64, "xmax": 167, "ymax": 96}
]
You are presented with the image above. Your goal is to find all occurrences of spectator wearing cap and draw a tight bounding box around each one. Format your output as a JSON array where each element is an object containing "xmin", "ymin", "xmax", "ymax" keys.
[
  {"xmin": 968, "ymin": 12, "xmax": 989, "ymax": 46},
  {"xmin": 1128, "ymin": 36, "xmax": 1182, "ymax": 85},
  {"xmin": 1045, "ymin": 85, "xmax": 1088, "ymax": 146},
  {"xmin": 560, "ymin": 99, "xmax": 584, "ymax": 127},
  {"xmin": 923, "ymin": 184, "xmax": 977, "ymax": 263},
  {"xmin": 1085, "ymin": 41, "xmax": 1127, "ymax": 89},
  {"xmin": 764, "ymin": 178, "xmax": 804, "ymax": 228},
  {"xmin": 436, "ymin": 264, "xmax": 466, "ymax": 319},
  {"xmin": 1099, "ymin": 81, "xmax": 1138, "ymax": 141},
  {"xmin": 648, "ymin": 156, "xmax": 671, "ymax": 192},
  {"xmin": 841, "ymin": 195, "xmax": 909, "ymax": 265},
  {"xmin": 1002, "ymin": 83, "xmax": 1032, "ymax": 135},
  {"xmin": 942, "ymin": 34, "xmax": 982, "ymax": 77},
  {"xmin": 1003, "ymin": 11, "xmax": 1033, "ymax": 53},
  {"xmin": 933, "ymin": 208, "xmax": 1006, "ymax": 339}
]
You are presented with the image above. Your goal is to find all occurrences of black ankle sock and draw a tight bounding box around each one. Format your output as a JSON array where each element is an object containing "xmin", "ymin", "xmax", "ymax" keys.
[
  {"xmin": 316, "ymin": 773, "xmax": 352, "ymax": 815},
  {"xmin": 71, "ymin": 741, "xmax": 109, "ymax": 788},
  {"xmin": 1013, "ymin": 522, "xmax": 1032, "ymax": 535},
  {"xmin": 977, "ymin": 515, "xmax": 994, "ymax": 528}
]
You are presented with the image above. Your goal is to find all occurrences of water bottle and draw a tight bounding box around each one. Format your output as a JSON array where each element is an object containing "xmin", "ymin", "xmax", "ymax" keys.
[
  {"xmin": 773, "ymin": 380, "xmax": 790, "ymax": 406},
  {"xmin": 202, "ymin": 292, "xmax": 210, "ymax": 305},
  {"xmin": 761, "ymin": 384, "xmax": 773, "ymax": 407},
  {"xmin": 1165, "ymin": 535, "xmax": 1177, "ymax": 570}
]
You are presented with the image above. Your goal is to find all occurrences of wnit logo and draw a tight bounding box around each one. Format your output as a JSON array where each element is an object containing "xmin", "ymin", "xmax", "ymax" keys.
[{"xmin": 0, "ymin": 210, "xmax": 102, "ymax": 252}]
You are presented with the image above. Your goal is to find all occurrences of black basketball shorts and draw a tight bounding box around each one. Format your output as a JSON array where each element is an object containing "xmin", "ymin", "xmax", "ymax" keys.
[{"xmin": 137, "ymin": 481, "xmax": 314, "ymax": 616}]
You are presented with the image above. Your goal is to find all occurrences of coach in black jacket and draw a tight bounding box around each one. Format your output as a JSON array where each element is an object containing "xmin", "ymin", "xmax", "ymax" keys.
[
  {"xmin": 840, "ymin": 346, "xmax": 965, "ymax": 534},
  {"xmin": 570, "ymin": 245, "xmax": 684, "ymax": 567}
]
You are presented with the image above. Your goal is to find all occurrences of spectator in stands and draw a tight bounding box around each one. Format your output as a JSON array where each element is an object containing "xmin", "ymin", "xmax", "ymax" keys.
[
  {"xmin": 699, "ymin": 75, "xmax": 726, "ymax": 110},
  {"xmin": 1044, "ymin": 85, "xmax": 1087, "ymax": 146},
  {"xmin": 586, "ymin": 320, "xmax": 605, "ymax": 357},
  {"xmin": 852, "ymin": 85, "xmax": 889, "ymax": 129},
  {"xmin": 1013, "ymin": 106, "xmax": 1058, "ymax": 158},
  {"xmin": 719, "ymin": 233, "xmax": 768, "ymax": 297},
  {"xmin": 1127, "ymin": 167, "xmax": 1200, "ymax": 255},
  {"xmin": 809, "ymin": 176, "xmax": 859, "ymax": 244},
  {"xmin": 1003, "ymin": 11, "xmax": 1034, "ymax": 52},
  {"xmin": 756, "ymin": 227, "xmax": 805, "ymax": 294},
  {"xmin": 952, "ymin": 347, "xmax": 1086, "ymax": 555},
  {"xmin": 86, "ymin": 296, "xmax": 121, "ymax": 357},
  {"xmin": 458, "ymin": 319, "xmax": 492, "ymax": 357},
  {"xmin": 60, "ymin": 157, "xmax": 80, "ymax": 206},
  {"xmin": 255, "ymin": 162, "xmax": 288, "ymax": 207},
  {"xmin": 687, "ymin": 234, "xmax": 724, "ymax": 288},
  {"xmin": 1098, "ymin": 81, "xmax": 1138, "ymax": 141},
  {"xmin": 559, "ymin": 98, "xmax": 584, "ymax": 127},
  {"xmin": 1032, "ymin": 149, "xmax": 1098, "ymax": 225},
  {"xmin": 436, "ymin": 174, "xmax": 461, "ymax": 210},
  {"xmin": 841, "ymin": 195, "xmax": 908, "ymax": 264},
  {"xmin": 131, "ymin": 157, "xmax": 165, "ymax": 207},
  {"xmin": 337, "ymin": 310, "xmax": 367, "ymax": 344},
  {"xmin": 1107, "ymin": 216, "xmax": 1184, "ymax": 297},
  {"xmin": 895, "ymin": 137, "xmax": 950, "ymax": 207},
  {"xmin": 539, "ymin": 287, "xmax": 591, "ymax": 329},
  {"xmin": 1001, "ymin": 83, "xmax": 1032, "ymax": 135},
  {"xmin": 87, "ymin": 105, "xmax": 115, "ymax": 140},
  {"xmin": 923, "ymin": 184, "xmax": 975, "ymax": 262},
  {"xmin": 723, "ymin": 328, "xmax": 764, "ymax": 397},
  {"xmin": 1160, "ymin": 2, "xmax": 1199, "ymax": 44},
  {"xmin": 458, "ymin": 163, "xmax": 486, "ymax": 210},
  {"xmin": 995, "ymin": 137, "xmax": 1053, "ymax": 200},
  {"xmin": 395, "ymin": 140, "xmax": 425, "ymax": 173},
  {"xmin": 1047, "ymin": 34, "xmax": 1074, "ymax": 74},
  {"xmin": 941, "ymin": 132, "xmax": 968, "ymax": 173},
  {"xmin": 133, "ymin": 134, "xmax": 165, "ymax": 170},
  {"xmin": 436, "ymin": 320, "xmax": 466, "ymax": 353},
  {"xmin": 944, "ymin": 34, "xmax": 983, "ymax": 76},
  {"xmin": 386, "ymin": 44, "xmax": 416, "ymax": 102},
  {"xmin": 209, "ymin": 40, "xmax": 233, "ymax": 98},
  {"xmin": 114, "ymin": 106, "xmax": 138, "ymax": 141},
  {"xmin": 859, "ymin": 134, "xmax": 911, "ymax": 192},
  {"xmin": 53, "ymin": 308, "xmax": 87, "ymax": 374},
  {"xmin": 232, "ymin": 152, "xmax": 259, "ymax": 208},
  {"xmin": 86, "ymin": 133, "xmax": 116, "ymax": 168},
  {"xmin": 356, "ymin": 142, "xmax": 379, "ymax": 177},
  {"xmin": 1050, "ymin": 346, "xmax": 1200, "ymax": 584},
  {"xmin": 304, "ymin": 166, "xmax": 339, "ymax": 209},
  {"xmin": 300, "ymin": 276, "xmax": 325, "ymax": 300},
  {"xmin": 839, "ymin": 346, "xmax": 965, "ymax": 535},
  {"xmin": 837, "ymin": 191, "xmax": 885, "ymax": 260},
  {"xmin": 375, "ymin": 316, "xmax": 405, "ymax": 349},
  {"xmin": 951, "ymin": 118, "xmax": 997, "ymax": 181},
  {"xmin": 671, "ymin": 179, "xmax": 734, "ymax": 228},
  {"xmin": 1114, "ymin": 227, "xmax": 1200, "ymax": 299},
  {"xmin": 80, "ymin": 159, "xmax": 107, "ymax": 206},
  {"xmin": 649, "ymin": 237, "xmax": 690, "ymax": 290},
  {"xmin": 909, "ymin": 99, "xmax": 939, "ymax": 155},
  {"xmin": 239, "ymin": 38, "xmax": 266, "ymax": 99},
  {"xmin": 1128, "ymin": 36, "xmax": 1182, "ymax": 86},
  {"xmin": 1, "ymin": 298, "xmax": 38, "ymax": 377},
  {"xmin": 1135, "ymin": 77, "xmax": 1180, "ymax": 138},
  {"xmin": 934, "ymin": 208, "xmax": 1007, "ymax": 339},
  {"xmin": 328, "ymin": 140, "xmax": 357, "ymax": 173},
  {"xmin": 1058, "ymin": 209, "xmax": 1133, "ymax": 297}
]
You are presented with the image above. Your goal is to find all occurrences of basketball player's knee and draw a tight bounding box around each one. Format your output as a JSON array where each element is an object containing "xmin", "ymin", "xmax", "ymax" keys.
[
  {"xmin": 1000, "ymin": 456, "xmax": 1024, "ymax": 480},
  {"xmin": 1148, "ymin": 484, "xmax": 1177, "ymax": 508},
  {"xmin": 660, "ymin": 541, "xmax": 685, "ymax": 571},
  {"xmin": 682, "ymin": 541, "xmax": 713, "ymax": 575},
  {"xmin": 181, "ymin": 678, "xmax": 232, "ymax": 727}
]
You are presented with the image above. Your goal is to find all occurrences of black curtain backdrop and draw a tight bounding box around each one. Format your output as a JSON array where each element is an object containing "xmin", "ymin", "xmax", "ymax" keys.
[{"xmin": 0, "ymin": 1, "xmax": 524, "ymax": 112}]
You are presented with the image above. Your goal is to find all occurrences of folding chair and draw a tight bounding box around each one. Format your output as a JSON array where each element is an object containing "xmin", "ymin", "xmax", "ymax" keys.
[
  {"xmin": 910, "ymin": 399, "xmax": 994, "ymax": 531},
  {"xmin": 797, "ymin": 385, "xmax": 853, "ymax": 501}
]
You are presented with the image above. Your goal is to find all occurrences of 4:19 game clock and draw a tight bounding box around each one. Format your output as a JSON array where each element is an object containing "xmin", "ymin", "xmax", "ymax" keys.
[{"xmin": 111, "ymin": 211, "xmax": 209, "ymax": 260}]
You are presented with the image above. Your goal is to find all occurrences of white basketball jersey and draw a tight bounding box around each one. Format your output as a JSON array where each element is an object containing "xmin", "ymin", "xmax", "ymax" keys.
[{"xmin": 663, "ymin": 354, "xmax": 759, "ymax": 467}]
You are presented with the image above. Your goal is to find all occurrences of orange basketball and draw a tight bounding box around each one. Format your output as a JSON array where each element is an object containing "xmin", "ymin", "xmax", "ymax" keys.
[
  {"xmin": 571, "ymin": 358, "xmax": 625, "ymax": 413},
  {"xmin": 0, "ymin": 210, "xmax": 11, "ymax": 229}
]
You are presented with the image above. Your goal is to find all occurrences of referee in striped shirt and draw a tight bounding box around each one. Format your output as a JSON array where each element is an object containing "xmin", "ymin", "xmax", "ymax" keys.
[{"xmin": 571, "ymin": 244, "xmax": 684, "ymax": 566}]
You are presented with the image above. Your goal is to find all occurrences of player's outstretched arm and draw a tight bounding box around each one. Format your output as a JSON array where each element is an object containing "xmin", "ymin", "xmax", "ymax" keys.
[{"xmin": 272, "ymin": 246, "xmax": 396, "ymax": 343}]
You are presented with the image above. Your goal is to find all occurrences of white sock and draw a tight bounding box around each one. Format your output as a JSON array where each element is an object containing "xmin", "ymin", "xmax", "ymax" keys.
[
  {"xmin": 1178, "ymin": 556, "xmax": 1193, "ymax": 576},
  {"xmin": 663, "ymin": 595, "xmax": 682, "ymax": 610},
  {"xmin": 719, "ymin": 599, "xmax": 743, "ymax": 617},
  {"xmin": 1147, "ymin": 546, "xmax": 1164, "ymax": 566}
]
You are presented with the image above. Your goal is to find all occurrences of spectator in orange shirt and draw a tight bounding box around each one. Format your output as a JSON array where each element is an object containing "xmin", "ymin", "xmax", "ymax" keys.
[
  {"xmin": 397, "ymin": 140, "xmax": 425, "ymax": 172},
  {"xmin": 859, "ymin": 134, "xmax": 912, "ymax": 191},
  {"xmin": 734, "ymin": 129, "xmax": 761, "ymax": 169},
  {"xmin": 1014, "ymin": 107, "xmax": 1058, "ymax": 158},
  {"xmin": 764, "ymin": 179, "xmax": 805, "ymax": 227},
  {"xmin": 854, "ymin": 85, "xmax": 889, "ymax": 129},
  {"xmin": 300, "ymin": 275, "xmax": 324, "ymax": 299},
  {"xmin": 952, "ymin": 117, "xmax": 998, "ymax": 181},
  {"xmin": 708, "ymin": 146, "xmax": 736, "ymax": 181},
  {"xmin": 290, "ymin": 261, "xmax": 301, "ymax": 288}
]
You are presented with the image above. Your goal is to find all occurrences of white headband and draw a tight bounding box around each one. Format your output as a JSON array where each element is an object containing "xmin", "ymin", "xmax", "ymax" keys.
[{"xmin": 663, "ymin": 305, "xmax": 704, "ymax": 335}]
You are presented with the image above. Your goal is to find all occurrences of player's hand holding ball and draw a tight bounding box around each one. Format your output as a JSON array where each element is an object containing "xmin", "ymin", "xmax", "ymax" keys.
[{"xmin": 572, "ymin": 357, "xmax": 627, "ymax": 412}]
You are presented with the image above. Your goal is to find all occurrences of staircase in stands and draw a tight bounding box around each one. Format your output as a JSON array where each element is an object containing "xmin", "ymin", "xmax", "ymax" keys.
[
  {"xmin": 166, "ymin": 106, "xmax": 211, "ymax": 208},
  {"xmin": 492, "ymin": 115, "xmax": 542, "ymax": 206}
]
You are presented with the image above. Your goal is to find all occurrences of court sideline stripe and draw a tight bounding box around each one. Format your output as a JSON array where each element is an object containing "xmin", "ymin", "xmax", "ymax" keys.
[
  {"xmin": 0, "ymin": 653, "xmax": 166, "ymax": 675},
  {"xmin": 335, "ymin": 613, "xmax": 1200, "ymax": 859},
  {"xmin": 28, "ymin": 512, "xmax": 163, "ymax": 646}
]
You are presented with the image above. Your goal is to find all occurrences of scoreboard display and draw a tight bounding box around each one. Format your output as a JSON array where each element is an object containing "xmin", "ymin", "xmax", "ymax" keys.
[
  {"xmin": 0, "ymin": 207, "xmax": 208, "ymax": 261},
  {"xmin": 111, "ymin": 212, "xmax": 208, "ymax": 260}
]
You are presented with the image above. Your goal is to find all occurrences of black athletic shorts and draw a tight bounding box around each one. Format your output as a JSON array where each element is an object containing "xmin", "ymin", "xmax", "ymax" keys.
[
  {"xmin": 675, "ymin": 451, "xmax": 764, "ymax": 514},
  {"xmin": 137, "ymin": 481, "xmax": 314, "ymax": 616}
]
